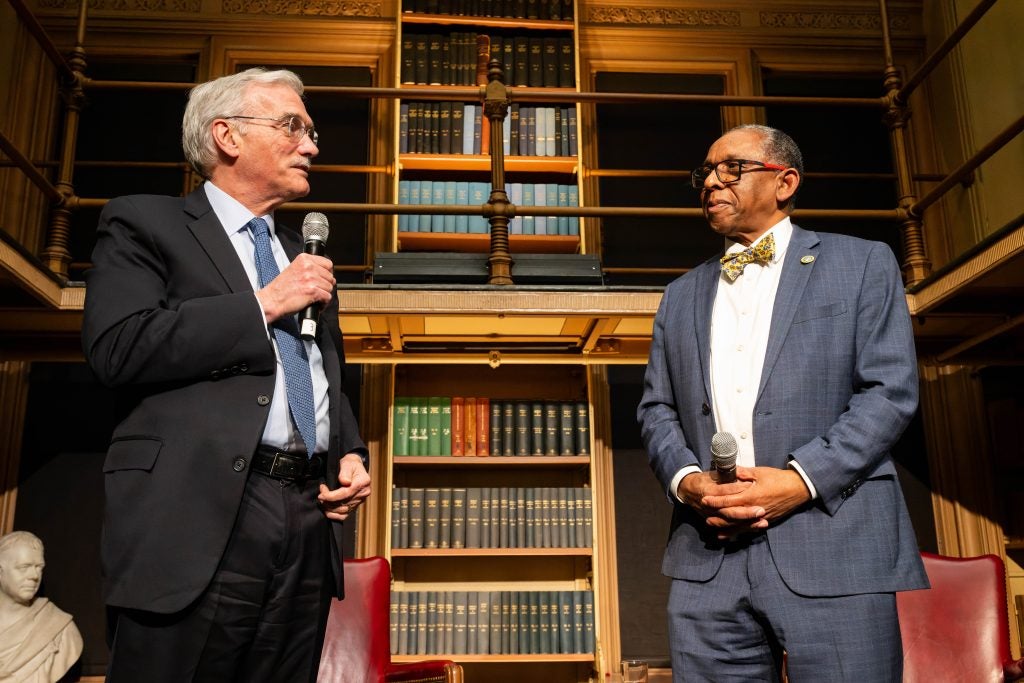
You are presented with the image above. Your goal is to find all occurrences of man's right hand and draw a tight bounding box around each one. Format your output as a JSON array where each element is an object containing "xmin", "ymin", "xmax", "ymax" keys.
[
  {"xmin": 255, "ymin": 253, "xmax": 335, "ymax": 324},
  {"xmin": 678, "ymin": 471, "xmax": 766, "ymax": 539}
]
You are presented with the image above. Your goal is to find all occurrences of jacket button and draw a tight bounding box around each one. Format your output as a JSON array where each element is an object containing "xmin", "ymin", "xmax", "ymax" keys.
[
  {"xmin": 257, "ymin": 394, "xmax": 270, "ymax": 406},
  {"xmin": 701, "ymin": 402, "xmax": 711, "ymax": 416},
  {"xmin": 232, "ymin": 458, "xmax": 246, "ymax": 472}
]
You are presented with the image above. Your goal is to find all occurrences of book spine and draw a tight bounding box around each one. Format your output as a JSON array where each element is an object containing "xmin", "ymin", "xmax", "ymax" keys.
[
  {"xmin": 479, "ymin": 486, "xmax": 491, "ymax": 548},
  {"xmin": 454, "ymin": 591, "xmax": 468, "ymax": 654},
  {"xmin": 514, "ymin": 401, "xmax": 530, "ymax": 455},
  {"xmin": 501, "ymin": 400, "xmax": 515, "ymax": 455},
  {"xmin": 424, "ymin": 487, "xmax": 440, "ymax": 549},
  {"xmin": 409, "ymin": 487, "xmax": 425, "ymax": 548},
  {"xmin": 451, "ymin": 396, "xmax": 465, "ymax": 456},
  {"xmin": 575, "ymin": 401, "xmax": 590, "ymax": 456},
  {"xmin": 530, "ymin": 402, "xmax": 545, "ymax": 456},
  {"xmin": 438, "ymin": 487, "xmax": 452, "ymax": 549},
  {"xmin": 465, "ymin": 487, "xmax": 481, "ymax": 548},
  {"xmin": 464, "ymin": 396, "xmax": 477, "ymax": 455},
  {"xmin": 490, "ymin": 399, "xmax": 503, "ymax": 455},
  {"xmin": 390, "ymin": 589, "xmax": 400, "ymax": 654},
  {"xmin": 439, "ymin": 396, "xmax": 452, "ymax": 455},
  {"xmin": 476, "ymin": 397, "xmax": 490, "ymax": 456},
  {"xmin": 477, "ymin": 591, "xmax": 490, "ymax": 654},
  {"xmin": 544, "ymin": 401, "xmax": 559, "ymax": 455},
  {"xmin": 466, "ymin": 590, "xmax": 478, "ymax": 655},
  {"xmin": 391, "ymin": 486, "xmax": 402, "ymax": 548},
  {"xmin": 393, "ymin": 396, "xmax": 410, "ymax": 456},
  {"xmin": 451, "ymin": 487, "xmax": 466, "ymax": 548},
  {"xmin": 427, "ymin": 396, "xmax": 443, "ymax": 454}
]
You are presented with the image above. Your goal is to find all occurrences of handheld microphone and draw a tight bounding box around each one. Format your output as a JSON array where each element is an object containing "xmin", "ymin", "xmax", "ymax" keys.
[
  {"xmin": 710, "ymin": 431, "xmax": 738, "ymax": 484},
  {"xmin": 299, "ymin": 212, "xmax": 330, "ymax": 340}
]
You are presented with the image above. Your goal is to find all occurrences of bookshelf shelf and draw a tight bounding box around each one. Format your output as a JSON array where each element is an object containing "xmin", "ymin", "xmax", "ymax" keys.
[
  {"xmin": 394, "ymin": 455, "xmax": 589, "ymax": 467},
  {"xmin": 397, "ymin": 231, "xmax": 579, "ymax": 253},
  {"xmin": 392, "ymin": 548, "xmax": 592, "ymax": 557},
  {"xmin": 400, "ymin": 154, "xmax": 577, "ymax": 173}
]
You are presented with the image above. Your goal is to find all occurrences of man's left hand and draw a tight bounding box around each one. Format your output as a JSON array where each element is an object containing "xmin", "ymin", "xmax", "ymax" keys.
[
  {"xmin": 700, "ymin": 466, "xmax": 811, "ymax": 539},
  {"xmin": 318, "ymin": 453, "xmax": 371, "ymax": 521}
]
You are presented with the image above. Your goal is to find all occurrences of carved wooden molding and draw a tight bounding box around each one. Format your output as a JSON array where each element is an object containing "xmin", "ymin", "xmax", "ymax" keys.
[
  {"xmin": 585, "ymin": 6, "xmax": 740, "ymax": 27},
  {"xmin": 759, "ymin": 10, "xmax": 911, "ymax": 32},
  {"xmin": 38, "ymin": 0, "xmax": 201, "ymax": 12},
  {"xmin": 221, "ymin": 0, "xmax": 383, "ymax": 17}
]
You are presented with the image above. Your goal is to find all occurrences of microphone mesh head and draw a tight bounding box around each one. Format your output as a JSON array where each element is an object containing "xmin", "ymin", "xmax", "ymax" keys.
[
  {"xmin": 302, "ymin": 212, "xmax": 329, "ymax": 242},
  {"xmin": 711, "ymin": 431, "xmax": 738, "ymax": 467}
]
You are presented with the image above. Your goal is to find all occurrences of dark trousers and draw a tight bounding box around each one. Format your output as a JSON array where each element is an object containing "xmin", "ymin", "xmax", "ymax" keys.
[
  {"xmin": 107, "ymin": 471, "xmax": 332, "ymax": 683},
  {"xmin": 667, "ymin": 534, "xmax": 902, "ymax": 683}
]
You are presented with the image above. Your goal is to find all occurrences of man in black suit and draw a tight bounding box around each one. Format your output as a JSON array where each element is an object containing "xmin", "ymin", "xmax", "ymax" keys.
[{"xmin": 83, "ymin": 67, "xmax": 370, "ymax": 682}]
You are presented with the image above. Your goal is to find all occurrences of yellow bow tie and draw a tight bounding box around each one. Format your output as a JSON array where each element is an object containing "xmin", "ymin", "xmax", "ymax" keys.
[{"xmin": 720, "ymin": 233, "xmax": 776, "ymax": 281}]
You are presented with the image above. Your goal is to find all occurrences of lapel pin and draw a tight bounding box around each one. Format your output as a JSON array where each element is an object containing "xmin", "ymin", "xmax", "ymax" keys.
[{"xmin": 800, "ymin": 255, "xmax": 815, "ymax": 264}]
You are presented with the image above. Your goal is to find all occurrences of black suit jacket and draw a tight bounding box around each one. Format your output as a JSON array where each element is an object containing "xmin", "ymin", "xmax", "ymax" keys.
[{"xmin": 82, "ymin": 187, "xmax": 365, "ymax": 613}]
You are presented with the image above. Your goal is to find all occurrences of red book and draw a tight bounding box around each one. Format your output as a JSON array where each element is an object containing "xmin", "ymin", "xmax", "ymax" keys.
[
  {"xmin": 451, "ymin": 397, "xmax": 465, "ymax": 456},
  {"xmin": 476, "ymin": 397, "xmax": 490, "ymax": 456},
  {"xmin": 464, "ymin": 397, "xmax": 477, "ymax": 456}
]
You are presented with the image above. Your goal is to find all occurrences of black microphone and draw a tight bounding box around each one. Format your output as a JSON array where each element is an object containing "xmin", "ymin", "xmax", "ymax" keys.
[
  {"xmin": 710, "ymin": 431, "xmax": 738, "ymax": 483},
  {"xmin": 299, "ymin": 211, "xmax": 330, "ymax": 340}
]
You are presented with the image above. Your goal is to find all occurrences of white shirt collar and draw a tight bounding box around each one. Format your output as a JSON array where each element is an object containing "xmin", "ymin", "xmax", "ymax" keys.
[{"xmin": 203, "ymin": 181, "xmax": 276, "ymax": 238}]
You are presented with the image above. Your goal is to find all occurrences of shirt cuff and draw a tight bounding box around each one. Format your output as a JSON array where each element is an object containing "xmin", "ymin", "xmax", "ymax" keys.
[
  {"xmin": 669, "ymin": 465, "xmax": 703, "ymax": 504},
  {"xmin": 787, "ymin": 459, "xmax": 818, "ymax": 499}
]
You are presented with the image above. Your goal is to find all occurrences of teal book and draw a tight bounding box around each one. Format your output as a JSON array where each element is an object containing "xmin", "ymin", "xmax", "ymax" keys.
[
  {"xmin": 558, "ymin": 590, "xmax": 572, "ymax": 654},
  {"xmin": 534, "ymin": 183, "xmax": 547, "ymax": 234},
  {"xmin": 546, "ymin": 184, "xmax": 558, "ymax": 236},
  {"xmin": 397, "ymin": 180, "xmax": 410, "ymax": 232},
  {"xmin": 466, "ymin": 590, "xmax": 478, "ymax": 655},
  {"xmin": 455, "ymin": 182, "xmax": 470, "ymax": 233},
  {"xmin": 469, "ymin": 182, "xmax": 489, "ymax": 233},
  {"xmin": 408, "ymin": 488, "xmax": 425, "ymax": 549},
  {"xmin": 557, "ymin": 184, "xmax": 570, "ymax": 235},
  {"xmin": 406, "ymin": 180, "xmax": 421, "ymax": 233},
  {"xmin": 424, "ymin": 487, "xmax": 440, "ymax": 549},
  {"xmin": 567, "ymin": 184, "xmax": 579, "ymax": 236},
  {"xmin": 390, "ymin": 589, "xmax": 400, "ymax": 654},
  {"xmin": 431, "ymin": 180, "xmax": 445, "ymax": 232},
  {"xmin": 443, "ymin": 180, "xmax": 457, "ymax": 233},
  {"xmin": 465, "ymin": 487, "xmax": 481, "ymax": 548},
  {"xmin": 418, "ymin": 179, "xmax": 433, "ymax": 232},
  {"xmin": 521, "ymin": 183, "xmax": 535, "ymax": 234}
]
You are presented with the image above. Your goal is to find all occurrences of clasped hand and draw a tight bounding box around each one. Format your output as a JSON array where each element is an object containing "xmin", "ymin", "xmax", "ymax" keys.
[
  {"xmin": 256, "ymin": 253, "xmax": 335, "ymax": 324},
  {"xmin": 678, "ymin": 466, "xmax": 811, "ymax": 540},
  {"xmin": 318, "ymin": 453, "xmax": 371, "ymax": 522}
]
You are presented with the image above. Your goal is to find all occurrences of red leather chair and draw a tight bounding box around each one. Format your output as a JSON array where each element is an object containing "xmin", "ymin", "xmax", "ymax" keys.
[
  {"xmin": 899, "ymin": 552, "xmax": 1024, "ymax": 682},
  {"xmin": 318, "ymin": 556, "xmax": 463, "ymax": 683}
]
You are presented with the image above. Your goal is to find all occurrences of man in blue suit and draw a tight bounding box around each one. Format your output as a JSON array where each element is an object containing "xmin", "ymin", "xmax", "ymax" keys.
[{"xmin": 638, "ymin": 124, "xmax": 927, "ymax": 681}]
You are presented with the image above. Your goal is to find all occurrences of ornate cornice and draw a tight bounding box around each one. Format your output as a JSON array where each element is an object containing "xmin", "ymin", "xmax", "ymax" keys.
[
  {"xmin": 760, "ymin": 10, "xmax": 911, "ymax": 32},
  {"xmin": 221, "ymin": 0, "xmax": 383, "ymax": 16},
  {"xmin": 35, "ymin": 0, "xmax": 385, "ymax": 14},
  {"xmin": 585, "ymin": 7, "xmax": 741, "ymax": 27},
  {"xmin": 38, "ymin": 0, "xmax": 201, "ymax": 10}
]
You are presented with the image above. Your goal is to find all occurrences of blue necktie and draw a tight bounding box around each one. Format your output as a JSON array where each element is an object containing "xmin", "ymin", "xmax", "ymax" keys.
[{"xmin": 247, "ymin": 217, "xmax": 317, "ymax": 458}]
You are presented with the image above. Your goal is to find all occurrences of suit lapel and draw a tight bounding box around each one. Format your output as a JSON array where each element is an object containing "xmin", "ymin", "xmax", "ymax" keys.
[
  {"xmin": 184, "ymin": 188, "xmax": 252, "ymax": 293},
  {"xmin": 694, "ymin": 256, "xmax": 720, "ymax": 406},
  {"xmin": 757, "ymin": 225, "xmax": 820, "ymax": 400}
]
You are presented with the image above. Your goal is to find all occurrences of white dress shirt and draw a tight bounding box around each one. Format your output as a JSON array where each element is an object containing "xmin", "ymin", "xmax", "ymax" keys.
[
  {"xmin": 205, "ymin": 181, "xmax": 330, "ymax": 454},
  {"xmin": 670, "ymin": 217, "xmax": 816, "ymax": 501}
]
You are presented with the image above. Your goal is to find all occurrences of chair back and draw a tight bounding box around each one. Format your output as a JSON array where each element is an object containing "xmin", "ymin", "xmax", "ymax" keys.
[
  {"xmin": 899, "ymin": 552, "xmax": 1012, "ymax": 683},
  {"xmin": 318, "ymin": 556, "xmax": 392, "ymax": 683}
]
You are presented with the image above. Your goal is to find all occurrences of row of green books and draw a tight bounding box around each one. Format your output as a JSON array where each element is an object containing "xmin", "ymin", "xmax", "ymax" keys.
[
  {"xmin": 392, "ymin": 397, "xmax": 590, "ymax": 457},
  {"xmin": 391, "ymin": 589, "xmax": 594, "ymax": 656},
  {"xmin": 391, "ymin": 486, "xmax": 593, "ymax": 550}
]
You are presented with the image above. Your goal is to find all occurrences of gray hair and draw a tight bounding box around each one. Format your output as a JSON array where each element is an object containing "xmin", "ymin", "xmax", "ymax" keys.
[
  {"xmin": 0, "ymin": 530, "xmax": 43, "ymax": 559},
  {"xmin": 730, "ymin": 124, "xmax": 804, "ymax": 209},
  {"xmin": 182, "ymin": 68, "xmax": 306, "ymax": 179}
]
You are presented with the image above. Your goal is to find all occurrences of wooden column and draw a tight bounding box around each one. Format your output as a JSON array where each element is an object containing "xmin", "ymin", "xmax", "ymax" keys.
[
  {"xmin": 919, "ymin": 363, "xmax": 1005, "ymax": 557},
  {"xmin": 0, "ymin": 361, "xmax": 31, "ymax": 535},
  {"xmin": 356, "ymin": 363, "xmax": 393, "ymax": 559}
]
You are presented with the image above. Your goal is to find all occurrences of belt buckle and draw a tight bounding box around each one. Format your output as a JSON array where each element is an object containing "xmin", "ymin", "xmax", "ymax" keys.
[{"xmin": 270, "ymin": 451, "xmax": 303, "ymax": 480}]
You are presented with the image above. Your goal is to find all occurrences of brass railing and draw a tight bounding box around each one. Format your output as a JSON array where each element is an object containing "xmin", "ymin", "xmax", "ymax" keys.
[{"xmin": 1, "ymin": 0, "xmax": 1016, "ymax": 286}]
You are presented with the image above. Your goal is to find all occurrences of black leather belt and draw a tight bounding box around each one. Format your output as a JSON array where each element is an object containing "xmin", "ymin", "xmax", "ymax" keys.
[{"xmin": 253, "ymin": 447, "xmax": 324, "ymax": 481}]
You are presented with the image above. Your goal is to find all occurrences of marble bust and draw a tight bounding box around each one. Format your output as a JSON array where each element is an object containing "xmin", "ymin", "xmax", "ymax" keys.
[{"xmin": 0, "ymin": 531, "xmax": 82, "ymax": 682}]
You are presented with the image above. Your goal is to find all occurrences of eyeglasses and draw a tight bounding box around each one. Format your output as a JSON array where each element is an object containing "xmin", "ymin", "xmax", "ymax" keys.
[
  {"xmin": 691, "ymin": 159, "xmax": 787, "ymax": 189},
  {"xmin": 224, "ymin": 114, "xmax": 318, "ymax": 146}
]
